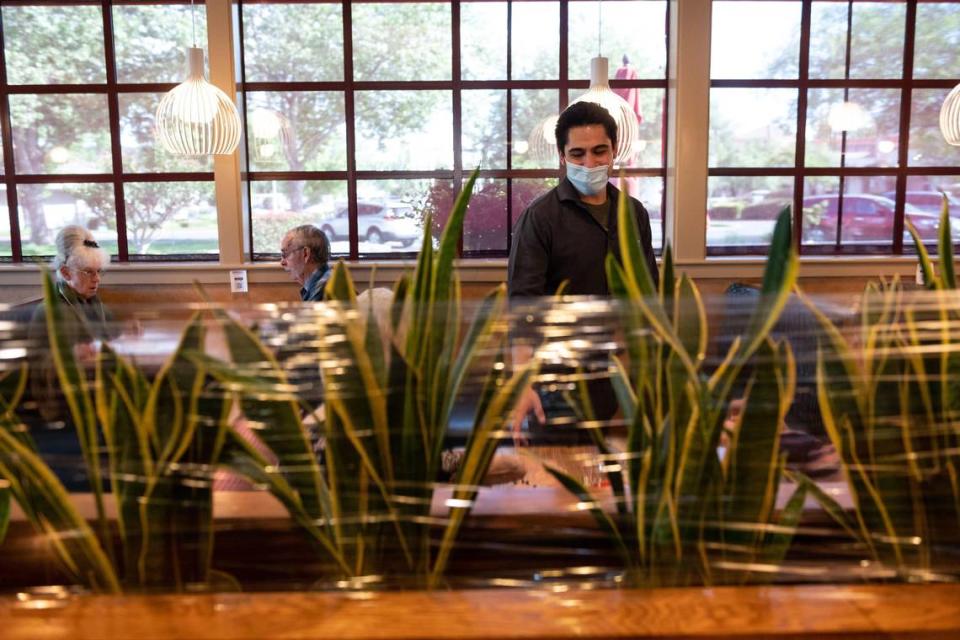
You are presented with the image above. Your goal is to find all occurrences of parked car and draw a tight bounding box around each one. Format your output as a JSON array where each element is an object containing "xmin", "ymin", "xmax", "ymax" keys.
[
  {"xmin": 802, "ymin": 194, "xmax": 941, "ymax": 243},
  {"xmin": 881, "ymin": 191, "xmax": 960, "ymax": 216},
  {"xmin": 318, "ymin": 200, "xmax": 422, "ymax": 247}
]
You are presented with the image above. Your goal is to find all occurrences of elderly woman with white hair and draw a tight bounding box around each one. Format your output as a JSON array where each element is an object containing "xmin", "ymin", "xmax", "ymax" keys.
[{"xmin": 28, "ymin": 225, "xmax": 116, "ymax": 490}]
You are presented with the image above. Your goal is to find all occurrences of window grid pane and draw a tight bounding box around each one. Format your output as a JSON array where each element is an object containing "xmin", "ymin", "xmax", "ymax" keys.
[{"xmin": 709, "ymin": 0, "xmax": 960, "ymax": 256}]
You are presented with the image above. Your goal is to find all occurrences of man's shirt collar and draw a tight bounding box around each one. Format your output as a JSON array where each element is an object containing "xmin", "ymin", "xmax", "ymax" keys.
[{"xmin": 300, "ymin": 263, "xmax": 331, "ymax": 302}]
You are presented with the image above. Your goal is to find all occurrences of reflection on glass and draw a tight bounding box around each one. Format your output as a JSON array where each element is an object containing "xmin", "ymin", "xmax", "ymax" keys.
[
  {"xmin": 18, "ymin": 184, "xmax": 116, "ymax": 257},
  {"xmin": 511, "ymin": 178, "xmax": 558, "ymax": 225},
  {"xmin": 355, "ymin": 91, "xmax": 452, "ymax": 170},
  {"xmin": 462, "ymin": 90, "xmax": 507, "ymax": 170},
  {"xmin": 629, "ymin": 88, "xmax": 665, "ymax": 169},
  {"xmin": 904, "ymin": 175, "xmax": 960, "ymax": 247},
  {"xmin": 707, "ymin": 176, "xmax": 793, "ymax": 249},
  {"xmin": 463, "ymin": 179, "xmax": 508, "ymax": 253},
  {"xmin": 512, "ymin": 89, "xmax": 559, "ymax": 169},
  {"xmin": 2, "ymin": 6, "xmax": 105, "ymax": 85},
  {"xmin": 0, "ymin": 185, "xmax": 10, "ymax": 257},
  {"xmin": 250, "ymin": 180, "xmax": 347, "ymax": 256},
  {"xmin": 120, "ymin": 94, "xmax": 212, "ymax": 173},
  {"xmin": 461, "ymin": 3, "xmax": 507, "ymax": 80},
  {"xmin": 356, "ymin": 180, "xmax": 434, "ymax": 255},
  {"xmin": 512, "ymin": 2, "xmax": 558, "ymax": 80},
  {"xmin": 909, "ymin": 89, "xmax": 960, "ymax": 168},
  {"xmin": 353, "ymin": 3, "xmax": 450, "ymax": 81},
  {"xmin": 809, "ymin": 2, "xmax": 848, "ymax": 79},
  {"xmin": 113, "ymin": 5, "xmax": 206, "ymax": 84},
  {"xmin": 805, "ymin": 88, "xmax": 900, "ymax": 168},
  {"xmin": 609, "ymin": 175, "xmax": 663, "ymax": 250},
  {"xmin": 711, "ymin": 1, "xmax": 800, "ymax": 80},
  {"xmin": 709, "ymin": 88, "xmax": 797, "ymax": 168},
  {"xmin": 242, "ymin": 3, "xmax": 343, "ymax": 82},
  {"xmin": 245, "ymin": 92, "xmax": 346, "ymax": 171},
  {"xmin": 10, "ymin": 94, "xmax": 112, "ymax": 175},
  {"xmin": 125, "ymin": 182, "xmax": 217, "ymax": 256},
  {"xmin": 569, "ymin": 1, "xmax": 667, "ymax": 81},
  {"xmin": 0, "ymin": 127, "xmax": 4, "ymax": 175},
  {"xmin": 914, "ymin": 3, "xmax": 960, "ymax": 79},
  {"xmin": 849, "ymin": 3, "xmax": 904, "ymax": 80},
  {"xmin": 802, "ymin": 176, "xmax": 902, "ymax": 248}
]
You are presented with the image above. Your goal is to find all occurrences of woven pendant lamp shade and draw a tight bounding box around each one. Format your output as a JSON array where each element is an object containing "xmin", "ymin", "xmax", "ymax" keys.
[
  {"xmin": 156, "ymin": 48, "xmax": 241, "ymax": 156},
  {"xmin": 940, "ymin": 82, "xmax": 960, "ymax": 147},
  {"xmin": 570, "ymin": 57, "xmax": 640, "ymax": 166}
]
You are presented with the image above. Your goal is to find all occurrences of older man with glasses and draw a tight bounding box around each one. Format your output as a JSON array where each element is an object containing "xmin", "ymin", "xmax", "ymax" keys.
[{"xmin": 280, "ymin": 224, "xmax": 332, "ymax": 302}]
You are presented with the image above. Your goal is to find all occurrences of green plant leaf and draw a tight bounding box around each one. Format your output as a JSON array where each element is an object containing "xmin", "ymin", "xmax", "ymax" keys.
[
  {"xmin": 906, "ymin": 218, "xmax": 941, "ymax": 290},
  {"xmin": 938, "ymin": 195, "xmax": 956, "ymax": 289}
]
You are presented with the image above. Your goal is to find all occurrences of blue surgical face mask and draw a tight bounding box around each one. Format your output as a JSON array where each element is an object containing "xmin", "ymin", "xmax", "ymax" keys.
[{"xmin": 566, "ymin": 162, "xmax": 610, "ymax": 196}]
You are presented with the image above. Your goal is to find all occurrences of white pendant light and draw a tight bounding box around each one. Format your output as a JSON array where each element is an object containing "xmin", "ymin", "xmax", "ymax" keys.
[
  {"xmin": 527, "ymin": 114, "xmax": 559, "ymax": 165},
  {"xmin": 154, "ymin": 2, "xmax": 241, "ymax": 156},
  {"xmin": 570, "ymin": 56, "xmax": 641, "ymax": 166},
  {"xmin": 940, "ymin": 82, "xmax": 960, "ymax": 146}
]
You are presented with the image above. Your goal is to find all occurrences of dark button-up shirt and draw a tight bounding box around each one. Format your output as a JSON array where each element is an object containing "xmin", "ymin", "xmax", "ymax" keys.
[
  {"xmin": 507, "ymin": 178, "xmax": 659, "ymax": 297},
  {"xmin": 300, "ymin": 264, "xmax": 331, "ymax": 302}
]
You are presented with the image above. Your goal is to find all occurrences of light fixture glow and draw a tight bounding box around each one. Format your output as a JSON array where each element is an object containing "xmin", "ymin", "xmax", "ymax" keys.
[
  {"xmin": 940, "ymin": 82, "xmax": 960, "ymax": 146},
  {"xmin": 155, "ymin": 46, "xmax": 241, "ymax": 156},
  {"xmin": 570, "ymin": 56, "xmax": 641, "ymax": 166},
  {"xmin": 828, "ymin": 100, "xmax": 871, "ymax": 133}
]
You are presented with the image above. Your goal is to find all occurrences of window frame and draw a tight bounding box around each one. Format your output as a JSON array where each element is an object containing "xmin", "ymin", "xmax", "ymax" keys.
[
  {"xmin": 707, "ymin": 0, "xmax": 960, "ymax": 258},
  {"xmin": 238, "ymin": 0, "xmax": 670, "ymax": 262},
  {"xmin": 0, "ymin": 0, "xmax": 217, "ymax": 263}
]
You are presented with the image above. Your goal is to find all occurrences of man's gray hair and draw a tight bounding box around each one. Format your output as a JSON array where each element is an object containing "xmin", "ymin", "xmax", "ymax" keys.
[{"xmin": 289, "ymin": 224, "xmax": 330, "ymax": 266}]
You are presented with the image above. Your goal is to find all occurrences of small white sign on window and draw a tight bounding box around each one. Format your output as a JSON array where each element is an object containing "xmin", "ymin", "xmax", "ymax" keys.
[{"xmin": 230, "ymin": 269, "xmax": 248, "ymax": 293}]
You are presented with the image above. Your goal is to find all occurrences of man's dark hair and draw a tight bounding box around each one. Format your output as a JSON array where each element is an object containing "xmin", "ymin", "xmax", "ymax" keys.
[
  {"xmin": 292, "ymin": 224, "xmax": 330, "ymax": 266},
  {"xmin": 554, "ymin": 101, "xmax": 618, "ymax": 156}
]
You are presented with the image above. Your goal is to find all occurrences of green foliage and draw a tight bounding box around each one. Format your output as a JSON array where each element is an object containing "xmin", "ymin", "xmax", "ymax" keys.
[
  {"xmin": 804, "ymin": 195, "xmax": 960, "ymax": 574},
  {"xmin": 546, "ymin": 195, "xmax": 803, "ymax": 586},
  {"xmin": 208, "ymin": 168, "xmax": 533, "ymax": 587},
  {"xmin": 0, "ymin": 271, "xmax": 231, "ymax": 592}
]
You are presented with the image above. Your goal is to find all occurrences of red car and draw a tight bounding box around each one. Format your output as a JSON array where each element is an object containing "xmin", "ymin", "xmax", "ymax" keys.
[{"xmin": 802, "ymin": 194, "xmax": 941, "ymax": 244}]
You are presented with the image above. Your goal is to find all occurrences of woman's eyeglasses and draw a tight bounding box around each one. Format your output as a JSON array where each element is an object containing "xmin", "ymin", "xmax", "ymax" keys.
[{"xmin": 75, "ymin": 268, "xmax": 104, "ymax": 278}]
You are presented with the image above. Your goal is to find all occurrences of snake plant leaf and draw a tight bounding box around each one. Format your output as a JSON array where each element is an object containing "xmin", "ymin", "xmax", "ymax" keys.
[
  {"xmin": 738, "ymin": 206, "xmax": 799, "ymax": 364},
  {"xmin": 906, "ymin": 218, "xmax": 940, "ymax": 290},
  {"xmin": 211, "ymin": 306, "xmax": 328, "ymax": 523},
  {"xmin": 612, "ymin": 198, "xmax": 699, "ymax": 382},
  {"xmin": 0, "ymin": 423, "xmax": 120, "ymax": 592},
  {"xmin": 0, "ymin": 480, "xmax": 9, "ymax": 547},
  {"xmin": 440, "ymin": 285, "xmax": 506, "ymax": 432},
  {"xmin": 0, "ymin": 363, "xmax": 27, "ymax": 422},
  {"xmin": 757, "ymin": 479, "xmax": 807, "ymax": 574},
  {"xmin": 938, "ymin": 195, "xmax": 956, "ymax": 289},
  {"xmin": 675, "ymin": 274, "xmax": 707, "ymax": 369},
  {"xmin": 218, "ymin": 428, "xmax": 351, "ymax": 575},
  {"xmin": 40, "ymin": 269, "xmax": 106, "ymax": 516},
  {"xmin": 722, "ymin": 340, "xmax": 788, "ymax": 549},
  {"xmin": 542, "ymin": 460, "xmax": 633, "ymax": 569},
  {"xmin": 660, "ymin": 244, "xmax": 675, "ymax": 310},
  {"xmin": 430, "ymin": 362, "xmax": 537, "ymax": 586},
  {"xmin": 784, "ymin": 469, "xmax": 862, "ymax": 543}
]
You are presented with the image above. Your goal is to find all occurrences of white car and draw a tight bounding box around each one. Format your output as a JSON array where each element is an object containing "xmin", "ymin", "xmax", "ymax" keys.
[{"xmin": 318, "ymin": 200, "xmax": 422, "ymax": 247}]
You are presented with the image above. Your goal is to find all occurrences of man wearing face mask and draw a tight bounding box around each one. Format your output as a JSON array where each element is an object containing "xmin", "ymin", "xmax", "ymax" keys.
[{"xmin": 507, "ymin": 101, "xmax": 658, "ymax": 445}]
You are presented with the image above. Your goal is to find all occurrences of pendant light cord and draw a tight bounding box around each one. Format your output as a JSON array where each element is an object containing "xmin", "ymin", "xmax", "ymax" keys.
[
  {"xmin": 191, "ymin": 0, "xmax": 197, "ymax": 47},
  {"xmin": 597, "ymin": 1, "xmax": 603, "ymax": 56}
]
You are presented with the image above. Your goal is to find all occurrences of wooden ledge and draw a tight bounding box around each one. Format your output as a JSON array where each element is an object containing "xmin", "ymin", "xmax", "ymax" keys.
[{"xmin": 4, "ymin": 584, "xmax": 960, "ymax": 639}]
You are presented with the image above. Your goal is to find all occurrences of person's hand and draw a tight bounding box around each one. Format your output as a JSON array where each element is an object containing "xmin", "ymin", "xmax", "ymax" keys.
[{"xmin": 511, "ymin": 386, "xmax": 544, "ymax": 448}]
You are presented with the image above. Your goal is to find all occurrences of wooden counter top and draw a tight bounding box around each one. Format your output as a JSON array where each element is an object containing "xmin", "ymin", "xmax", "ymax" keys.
[{"xmin": 4, "ymin": 583, "xmax": 959, "ymax": 639}]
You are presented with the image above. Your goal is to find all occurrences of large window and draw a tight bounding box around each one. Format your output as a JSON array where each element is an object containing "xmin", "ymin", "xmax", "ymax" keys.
[
  {"xmin": 240, "ymin": 0, "xmax": 669, "ymax": 260},
  {"xmin": 708, "ymin": 0, "xmax": 960, "ymax": 256},
  {"xmin": 0, "ymin": 1, "xmax": 219, "ymax": 262}
]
